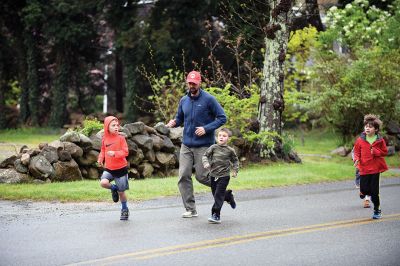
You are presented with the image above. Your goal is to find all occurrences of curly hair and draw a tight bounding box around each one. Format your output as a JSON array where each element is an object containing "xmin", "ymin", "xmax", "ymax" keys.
[{"xmin": 363, "ymin": 114, "xmax": 383, "ymax": 132}]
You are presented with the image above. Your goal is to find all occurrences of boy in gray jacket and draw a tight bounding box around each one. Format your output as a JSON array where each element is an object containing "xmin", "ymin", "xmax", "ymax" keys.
[{"xmin": 202, "ymin": 128, "xmax": 239, "ymax": 224}]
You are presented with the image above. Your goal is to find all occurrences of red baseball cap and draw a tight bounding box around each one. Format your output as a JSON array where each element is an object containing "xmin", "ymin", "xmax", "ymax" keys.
[{"xmin": 186, "ymin": 71, "xmax": 201, "ymax": 85}]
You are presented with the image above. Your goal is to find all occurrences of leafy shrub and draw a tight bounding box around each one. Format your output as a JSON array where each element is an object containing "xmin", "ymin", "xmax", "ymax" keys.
[
  {"xmin": 284, "ymin": 26, "xmax": 318, "ymax": 124},
  {"xmin": 207, "ymin": 84, "xmax": 259, "ymax": 134},
  {"xmin": 307, "ymin": 1, "xmax": 400, "ymax": 144},
  {"xmin": 206, "ymin": 85, "xmax": 282, "ymax": 153},
  {"xmin": 77, "ymin": 118, "xmax": 103, "ymax": 136},
  {"xmin": 142, "ymin": 69, "xmax": 186, "ymax": 122},
  {"xmin": 145, "ymin": 69, "xmax": 296, "ymax": 160},
  {"xmin": 282, "ymin": 132, "xmax": 295, "ymax": 157}
]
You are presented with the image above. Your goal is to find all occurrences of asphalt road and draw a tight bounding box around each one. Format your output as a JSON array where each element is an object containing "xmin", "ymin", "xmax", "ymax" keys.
[{"xmin": 1, "ymin": 177, "xmax": 399, "ymax": 266}]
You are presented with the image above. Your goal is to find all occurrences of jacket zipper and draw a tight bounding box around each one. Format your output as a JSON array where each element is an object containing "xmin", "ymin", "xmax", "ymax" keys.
[{"xmin": 190, "ymin": 98, "xmax": 194, "ymax": 146}]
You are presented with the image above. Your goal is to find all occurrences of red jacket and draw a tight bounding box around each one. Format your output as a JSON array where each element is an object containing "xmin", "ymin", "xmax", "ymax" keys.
[
  {"xmin": 353, "ymin": 132, "xmax": 388, "ymax": 175},
  {"xmin": 98, "ymin": 116, "xmax": 129, "ymax": 170}
]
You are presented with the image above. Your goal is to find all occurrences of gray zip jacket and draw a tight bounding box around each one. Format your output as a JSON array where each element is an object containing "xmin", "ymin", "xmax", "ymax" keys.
[{"xmin": 202, "ymin": 144, "xmax": 239, "ymax": 179}]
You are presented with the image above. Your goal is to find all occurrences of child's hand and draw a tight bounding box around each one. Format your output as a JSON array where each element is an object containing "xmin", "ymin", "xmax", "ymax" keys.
[
  {"xmin": 97, "ymin": 161, "xmax": 103, "ymax": 167},
  {"xmin": 107, "ymin": 151, "xmax": 115, "ymax": 157},
  {"xmin": 232, "ymin": 171, "xmax": 238, "ymax": 178},
  {"xmin": 353, "ymin": 160, "xmax": 359, "ymax": 167},
  {"xmin": 204, "ymin": 163, "xmax": 210, "ymax": 170}
]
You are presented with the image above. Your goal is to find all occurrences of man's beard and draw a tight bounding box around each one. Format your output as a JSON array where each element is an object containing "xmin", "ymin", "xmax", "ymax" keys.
[{"xmin": 189, "ymin": 87, "xmax": 199, "ymax": 95}]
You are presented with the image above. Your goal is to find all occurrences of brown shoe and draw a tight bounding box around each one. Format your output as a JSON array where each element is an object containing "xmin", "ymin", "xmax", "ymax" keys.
[{"xmin": 363, "ymin": 199, "xmax": 371, "ymax": 208}]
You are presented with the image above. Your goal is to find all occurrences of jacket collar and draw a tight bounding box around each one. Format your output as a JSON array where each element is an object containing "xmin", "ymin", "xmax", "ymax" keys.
[{"xmin": 360, "ymin": 132, "xmax": 382, "ymax": 141}]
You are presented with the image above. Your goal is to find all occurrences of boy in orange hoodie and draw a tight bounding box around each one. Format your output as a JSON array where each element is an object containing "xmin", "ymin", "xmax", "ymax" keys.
[{"xmin": 97, "ymin": 116, "xmax": 130, "ymax": 220}]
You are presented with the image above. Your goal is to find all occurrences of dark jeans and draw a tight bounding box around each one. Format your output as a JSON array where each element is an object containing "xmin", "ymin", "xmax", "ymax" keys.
[
  {"xmin": 360, "ymin": 173, "xmax": 380, "ymax": 211},
  {"xmin": 211, "ymin": 176, "xmax": 230, "ymax": 217}
]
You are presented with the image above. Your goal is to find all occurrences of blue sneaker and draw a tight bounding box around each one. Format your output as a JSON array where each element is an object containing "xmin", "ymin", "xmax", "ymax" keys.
[
  {"xmin": 208, "ymin": 213, "xmax": 221, "ymax": 224},
  {"xmin": 372, "ymin": 210, "xmax": 382, "ymax": 219},
  {"xmin": 120, "ymin": 208, "xmax": 129, "ymax": 220}
]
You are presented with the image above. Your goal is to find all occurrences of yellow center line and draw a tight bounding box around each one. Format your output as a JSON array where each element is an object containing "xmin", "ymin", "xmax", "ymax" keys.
[{"xmin": 69, "ymin": 213, "xmax": 400, "ymax": 265}]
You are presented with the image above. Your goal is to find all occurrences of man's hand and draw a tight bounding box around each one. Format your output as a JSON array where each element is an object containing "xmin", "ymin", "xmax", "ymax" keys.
[
  {"xmin": 166, "ymin": 119, "xmax": 176, "ymax": 128},
  {"xmin": 107, "ymin": 151, "xmax": 115, "ymax": 157},
  {"xmin": 195, "ymin": 127, "xmax": 206, "ymax": 136}
]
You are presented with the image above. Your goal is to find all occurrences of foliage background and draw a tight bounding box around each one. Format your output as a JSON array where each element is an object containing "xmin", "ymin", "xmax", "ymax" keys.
[{"xmin": 0, "ymin": 0, "xmax": 399, "ymax": 150}]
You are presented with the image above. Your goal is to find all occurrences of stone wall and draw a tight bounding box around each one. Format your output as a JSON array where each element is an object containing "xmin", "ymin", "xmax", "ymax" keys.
[{"xmin": 0, "ymin": 122, "xmax": 183, "ymax": 183}]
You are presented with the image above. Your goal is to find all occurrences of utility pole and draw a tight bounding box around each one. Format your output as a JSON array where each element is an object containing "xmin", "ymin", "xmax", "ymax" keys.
[
  {"xmin": 103, "ymin": 49, "xmax": 112, "ymax": 114},
  {"xmin": 103, "ymin": 64, "xmax": 108, "ymax": 114}
]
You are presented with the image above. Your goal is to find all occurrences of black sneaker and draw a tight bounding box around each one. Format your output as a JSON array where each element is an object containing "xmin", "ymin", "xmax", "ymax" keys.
[
  {"xmin": 208, "ymin": 213, "xmax": 221, "ymax": 224},
  {"xmin": 112, "ymin": 188, "xmax": 119, "ymax": 203},
  {"xmin": 372, "ymin": 209, "xmax": 382, "ymax": 219},
  {"xmin": 226, "ymin": 190, "xmax": 236, "ymax": 209},
  {"xmin": 120, "ymin": 209, "xmax": 129, "ymax": 220}
]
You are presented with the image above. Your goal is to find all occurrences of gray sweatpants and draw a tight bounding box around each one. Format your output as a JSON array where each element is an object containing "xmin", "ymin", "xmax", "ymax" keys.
[{"xmin": 178, "ymin": 144, "xmax": 211, "ymax": 211}]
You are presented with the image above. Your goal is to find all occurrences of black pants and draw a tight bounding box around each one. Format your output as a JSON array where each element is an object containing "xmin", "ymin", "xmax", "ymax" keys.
[
  {"xmin": 211, "ymin": 176, "xmax": 230, "ymax": 217},
  {"xmin": 360, "ymin": 173, "xmax": 380, "ymax": 211}
]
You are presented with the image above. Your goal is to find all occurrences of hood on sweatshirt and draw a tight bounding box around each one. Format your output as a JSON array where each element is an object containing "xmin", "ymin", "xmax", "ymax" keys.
[
  {"xmin": 103, "ymin": 116, "xmax": 119, "ymax": 137},
  {"xmin": 359, "ymin": 132, "xmax": 383, "ymax": 142}
]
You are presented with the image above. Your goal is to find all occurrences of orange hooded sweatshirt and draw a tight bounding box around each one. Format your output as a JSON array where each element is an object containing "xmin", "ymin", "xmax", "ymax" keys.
[{"xmin": 98, "ymin": 116, "xmax": 129, "ymax": 171}]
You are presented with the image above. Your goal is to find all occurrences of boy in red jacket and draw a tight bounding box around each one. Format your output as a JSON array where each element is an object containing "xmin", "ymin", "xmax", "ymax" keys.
[
  {"xmin": 97, "ymin": 116, "xmax": 130, "ymax": 220},
  {"xmin": 353, "ymin": 114, "xmax": 388, "ymax": 219}
]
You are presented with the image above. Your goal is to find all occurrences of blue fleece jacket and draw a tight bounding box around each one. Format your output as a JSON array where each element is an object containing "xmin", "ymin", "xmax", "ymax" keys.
[{"xmin": 174, "ymin": 89, "xmax": 226, "ymax": 147}]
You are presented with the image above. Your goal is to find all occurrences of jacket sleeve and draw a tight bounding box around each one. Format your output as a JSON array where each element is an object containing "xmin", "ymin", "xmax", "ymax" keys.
[
  {"xmin": 114, "ymin": 137, "xmax": 129, "ymax": 158},
  {"xmin": 231, "ymin": 148, "xmax": 239, "ymax": 173},
  {"xmin": 202, "ymin": 146, "xmax": 213, "ymax": 167},
  {"xmin": 353, "ymin": 139, "xmax": 361, "ymax": 162},
  {"xmin": 203, "ymin": 96, "xmax": 227, "ymax": 133},
  {"xmin": 174, "ymin": 98, "xmax": 184, "ymax": 127},
  {"xmin": 98, "ymin": 138, "xmax": 105, "ymax": 163},
  {"xmin": 372, "ymin": 140, "xmax": 388, "ymax": 157}
]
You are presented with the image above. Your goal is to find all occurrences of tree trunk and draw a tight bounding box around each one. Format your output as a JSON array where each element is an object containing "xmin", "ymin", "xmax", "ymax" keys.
[
  {"xmin": 0, "ymin": 62, "xmax": 5, "ymax": 129},
  {"xmin": 16, "ymin": 39, "xmax": 29, "ymax": 124},
  {"xmin": 124, "ymin": 49, "xmax": 137, "ymax": 123},
  {"xmin": 25, "ymin": 32, "xmax": 40, "ymax": 126},
  {"xmin": 258, "ymin": 0, "xmax": 293, "ymax": 157},
  {"xmin": 49, "ymin": 49, "xmax": 70, "ymax": 128},
  {"xmin": 115, "ymin": 54, "xmax": 124, "ymax": 113},
  {"xmin": 291, "ymin": 0, "xmax": 324, "ymax": 31},
  {"xmin": 305, "ymin": 0, "xmax": 324, "ymax": 31}
]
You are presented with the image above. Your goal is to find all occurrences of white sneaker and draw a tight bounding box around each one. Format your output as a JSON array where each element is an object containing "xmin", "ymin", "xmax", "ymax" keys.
[{"xmin": 182, "ymin": 210, "xmax": 198, "ymax": 218}]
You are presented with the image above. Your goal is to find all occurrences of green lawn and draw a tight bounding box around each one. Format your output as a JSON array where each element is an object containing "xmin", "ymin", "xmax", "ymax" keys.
[
  {"xmin": 0, "ymin": 127, "xmax": 398, "ymax": 202},
  {"xmin": 0, "ymin": 127, "xmax": 61, "ymax": 146},
  {"xmin": 291, "ymin": 128, "xmax": 343, "ymax": 154},
  {"xmin": 290, "ymin": 128, "xmax": 399, "ymax": 167}
]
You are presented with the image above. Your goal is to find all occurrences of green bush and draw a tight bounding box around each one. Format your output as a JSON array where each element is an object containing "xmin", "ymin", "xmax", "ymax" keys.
[
  {"xmin": 145, "ymin": 70, "xmax": 295, "ymax": 159},
  {"xmin": 143, "ymin": 69, "xmax": 186, "ymax": 122},
  {"xmin": 284, "ymin": 26, "xmax": 318, "ymax": 124},
  {"xmin": 77, "ymin": 118, "xmax": 103, "ymax": 136},
  {"xmin": 207, "ymin": 85, "xmax": 281, "ymax": 153},
  {"xmin": 307, "ymin": 1, "xmax": 400, "ymax": 144}
]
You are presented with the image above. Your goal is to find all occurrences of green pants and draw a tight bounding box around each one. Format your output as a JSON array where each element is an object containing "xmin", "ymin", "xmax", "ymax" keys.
[{"xmin": 178, "ymin": 144, "xmax": 210, "ymax": 211}]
